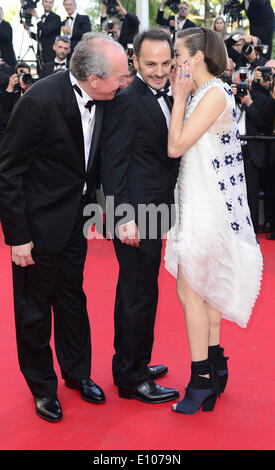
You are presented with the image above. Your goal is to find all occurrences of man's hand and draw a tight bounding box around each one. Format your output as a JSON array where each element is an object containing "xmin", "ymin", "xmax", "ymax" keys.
[
  {"xmin": 118, "ymin": 221, "xmax": 140, "ymax": 247},
  {"xmin": 11, "ymin": 242, "xmax": 35, "ymax": 267},
  {"xmin": 61, "ymin": 26, "xmax": 72, "ymax": 35},
  {"xmin": 6, "ymin": 74, "xmax": 19, "ymax": 93}
]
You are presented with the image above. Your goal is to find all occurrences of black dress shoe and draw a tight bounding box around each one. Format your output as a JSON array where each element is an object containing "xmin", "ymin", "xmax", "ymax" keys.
[
  {"xmin": 148, "ymin": 364, "xmax": 168, "ymax": 380},
  {"xmin": 34, "ymin": 396, "xmax": 62, "ymax": 422},
  {"xmin": 267, "ymin": 232, "xmax": 275, "ymax": 240},
  {"xmin": 118, "ymin": 379, "xmax": 179, "ymax": 404},
  {"xmin": 113, "ymin": 364, "xmax": 168, "ymax": 385},
  {"xmin": 65, "ymin": 379, "xmax": 105, "ymax": 403}
]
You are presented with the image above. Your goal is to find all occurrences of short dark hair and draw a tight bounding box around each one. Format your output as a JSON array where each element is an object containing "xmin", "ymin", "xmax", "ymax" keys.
[
  {"xmin": 54, "ymin": 35, "xmax": 71, "ymax": 46},
  {"xmin": 133, "ymin": 28, "xmax": 172, "ymax": 58},
  {"xmin": 15, "ymin": 61, "xmax": 30, "ymax": 73},
  {"xmin": 177, "ymin": 27, "xmax": 227, "ymax": 76}
]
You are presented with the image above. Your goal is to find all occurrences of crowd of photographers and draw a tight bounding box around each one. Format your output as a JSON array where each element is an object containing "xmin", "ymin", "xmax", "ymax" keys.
[{"xmin": 0, "ymin": 0, "xmax": 275, "ymax": 238}]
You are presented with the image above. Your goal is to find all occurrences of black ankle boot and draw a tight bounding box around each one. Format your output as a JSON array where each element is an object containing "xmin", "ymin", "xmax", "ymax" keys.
[
  {"xmin": 172, "ymin": 359, "xmax": 219, "ymax": 415},
  {"xmin": 208, "ymin": 345, "xmax": 229, "ymax": 394}
]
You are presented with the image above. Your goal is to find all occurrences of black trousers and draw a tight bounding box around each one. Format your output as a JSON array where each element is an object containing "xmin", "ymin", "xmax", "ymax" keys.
[
  {"xmin": 12, "ymin": 198, "xmax": 91, "ymax": 398},
  {"xmin": 112, "ymin": 237, "xmax": 163, "ymax": 390},
  {"xmin": 243, "ymin": 146, "xmax": 270, "ymax": 230}
]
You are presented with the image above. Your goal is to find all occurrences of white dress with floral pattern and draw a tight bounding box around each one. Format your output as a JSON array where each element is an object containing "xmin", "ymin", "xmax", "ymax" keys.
[{"xmin": 165, "ymin": 78, "xmax": 263, "ymax": 327}]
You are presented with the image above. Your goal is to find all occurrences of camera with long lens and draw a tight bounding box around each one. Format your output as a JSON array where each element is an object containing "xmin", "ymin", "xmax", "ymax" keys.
[
  {"xmin": 104, "ymin": 0, "xmax": 118, "ymax": 17},
  {"xmin": 165, "ymin": 0, "xmax": 180, "ymax": 14},
  {"xmin": 258, "ymin": 66, "xmax": 273, "ymax": 82},
  {"xmin": 19, "ymin": 0, "xmax": 40, "ymax": 27},
  {"xmin": 223, "ymin": 0, "xmax": 242, "ymax": 23},
  {"xmin": 14, "ymin": 68, "xmax": 33, "ymax": 93}
]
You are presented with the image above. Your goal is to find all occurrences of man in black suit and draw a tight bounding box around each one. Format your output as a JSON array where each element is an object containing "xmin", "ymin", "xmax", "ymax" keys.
[
  {"xmin": 231, "ymin": 69, "xmax": 271, "ymax": 232},
  {"xmin": 29, "ymin": 0, "xmax": 61, "ymax": 67},
  {"xmin": 101, "ymin": 28, "xmax": 180, "ymax": 404},
  {"xmin": 0, "ymin": 6, "xmax": 17, "ymax": 68},
  {"xmin": 241, "ymin": 0, "xmax": 275, "ymax": 60},
  {"xmin": 39, "ymin": 35, "xmax": 71, "ymax": 78},
  {"xmin": 0, "ymin": 33, "xmax": 128, "ymax": 422},
  {"xmin": 156, "ymin": 1, "xmax": 196, "ymax": 32},
  {"xmin": 61, "ymin": 0, "xmax": 91, "ymax": 59}
]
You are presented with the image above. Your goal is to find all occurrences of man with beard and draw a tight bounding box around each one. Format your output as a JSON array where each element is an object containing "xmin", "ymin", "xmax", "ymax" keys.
[
  {"xmin": 101, "ymin": 28, "xmax": 180, "ymax": 404},
  {"xmin": 39, "ymin": 35, "xmax": 71, "ymax": 78}
]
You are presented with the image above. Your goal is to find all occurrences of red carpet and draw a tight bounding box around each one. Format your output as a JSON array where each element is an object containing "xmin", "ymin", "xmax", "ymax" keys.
[{"xmin": 0, "ymin": 227, "xmax": 275, "ymax": 451}]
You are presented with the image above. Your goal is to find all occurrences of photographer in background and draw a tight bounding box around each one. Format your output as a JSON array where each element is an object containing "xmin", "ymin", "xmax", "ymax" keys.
[
  {"xmin": 61, "ymin": 0, "xmax": 91, "ymax": 59},
  {"xmin": 231, "ymin": 68, "xmax": 271, "ymax": 232},
  {"xmin": 225, "ymin": 32, "xmax": 267, "ymax": 77},
  {"xmin": 156, "ymin": 1, "xmax": 196, "ymax": 31},
  {"xmin": 101, "ymin": 0, "xmax": 139, "ymax": 50},
  {"xmin": 101, "ymin": 16, "xmax": 121, "ymax": 41},
  {"xmin": 0, "ymin": 56, "xmax": 14, "ymax": 141},
  {"xmin": 0, "ymin": 61, "xmax": 33, "ymax": 134},
  {"xmin": 241, "ymin": 0, "xmax": 275, "ymax": 60},
  {"xmin": 0, "ymin": 6, "xmax": 17, "ymax": 69},
  {"xmin": 39, "ymin": 35, "xmax": 71, "ymax": 78},
  {"xmin": 28, "ymin": 0, "xmax": 61, "ymax": 68},
  {"xmin": 253, "ymin": 61, "xmax": 275, "ymax": 238}
]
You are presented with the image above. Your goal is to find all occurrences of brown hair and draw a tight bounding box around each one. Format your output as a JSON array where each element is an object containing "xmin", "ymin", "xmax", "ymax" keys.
[{"xmin": 177, "ymin": 27, "xmax": 227, "ymax": 76}]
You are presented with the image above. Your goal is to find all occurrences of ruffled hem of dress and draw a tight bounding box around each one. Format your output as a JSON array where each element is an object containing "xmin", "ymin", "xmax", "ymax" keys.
[{"xmin": 164, "ymin": 234, "xmax": 263, "ymax": 329}]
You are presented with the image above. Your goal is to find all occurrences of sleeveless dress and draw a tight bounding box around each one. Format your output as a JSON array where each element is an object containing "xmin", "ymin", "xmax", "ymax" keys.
[{"xmin": 164, "ymin": 77, "xmax": 263, "ymax": 328}]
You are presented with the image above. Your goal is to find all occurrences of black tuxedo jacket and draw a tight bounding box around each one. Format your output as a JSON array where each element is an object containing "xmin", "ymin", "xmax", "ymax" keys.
[
  {"xmin": 0, "ymin": 71, "xmax": 104, "ymax": 253},
  {"xmin": 156, "ymin": 10, "xmax": 196, "ymax": 29},
  {"xmin": 36, "ymin": 11, "xmax": 61, "ymax": 63},
  {"xmin": 240, "ymin": 88, "xmax": 271, "ymax": 168},
  {"xmin": 39, "ymin": 60, "xmax": 69, "ymax": 78},
  {"xmin": 256, "ymin": 95, "xmax": 275, "ymax": 165},
  {"xmin": 101, "ymin": 76, "xmax": 180, "ymax": 237},
  {"xmin": 0, "ymin": 20, "xmax": 17, "ymax": 68},
  {"xmin": 61, "ymin": 14, "xmax": 91, "ymax": 56}
]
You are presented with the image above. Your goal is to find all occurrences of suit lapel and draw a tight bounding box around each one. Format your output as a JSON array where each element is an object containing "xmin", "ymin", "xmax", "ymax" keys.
[
  {"xmin": 132, "ymin": 76, "xmax": 168, "ymax": 149},
  {"xmin": 62, "ymin": 72, "xmax": 85, "ymax": 171},
  {"xmin": 87, "ymin": 102, "xmax": 104, "ymax": 173}
]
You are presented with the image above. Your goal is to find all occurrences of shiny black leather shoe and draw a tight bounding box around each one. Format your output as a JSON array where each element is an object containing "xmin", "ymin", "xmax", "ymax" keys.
[
  {"xmin": 65, "ymin": 379, "xmax": 105, "ymax": 404},
  {"xmin": 113, "ymin": 364, "xmax": 168, "ymax": 385},
  {"xmin": 118, "ymin": 379, "xmax": 179, "ymax": 403},
  {"xmin": 34, "ymin": 396, "xmax": 62, "ymax": 422}
]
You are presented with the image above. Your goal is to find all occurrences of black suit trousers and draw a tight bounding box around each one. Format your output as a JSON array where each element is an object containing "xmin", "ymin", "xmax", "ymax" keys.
[
  {"xmin": 12, "ymin": 196, "xmax": 91, "ymax": 398},
  {"xmin": 112, "ymin": 237, "xmax": 163, "ymax": 390}
]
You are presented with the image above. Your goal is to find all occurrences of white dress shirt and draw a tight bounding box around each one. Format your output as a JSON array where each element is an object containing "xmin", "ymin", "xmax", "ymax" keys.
[
  {"xmin": 136, "ymin": 72, "xmax": 171, "ymax": 128},
  {"xmin": 65, "ymin": 12, "xmax": 77, "ymax": 38},
  {"xmin": 70, "ymin": 72, "xmax": 96, "ymax": 193}
]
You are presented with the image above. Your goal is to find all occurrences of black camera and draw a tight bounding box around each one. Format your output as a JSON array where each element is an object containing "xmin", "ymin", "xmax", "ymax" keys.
[
  {"xmin": 14, "ymin": 68, "xmax": 33, "ymax": 92},
  {"xmin": 258, "ymin": 66, "xmax": 273, "ymax": 82},
  {"xmin": 19, "ymin": 0, "xmax": 40, "ymax": 27},
  {"xmin": 223, "ymin": 0, "xmax": 242, "ymax": 22},
  {"xmin": 241, "ymin": 42, "xmax": 254, "ymax": 56},
  {"xmin": 236, "ymin": 83, "xmax": 249, "ymax": 97},
  {"xmin": 165, "ymin": 0, "xmax": 180, "ymax": 14},
  {"xmin": 104, "ymin": 0, "xmax": 118, "ymax": 17},
  {"xmin": 219, "ymin": 72, "xmax": 232, "ymax": 86}
]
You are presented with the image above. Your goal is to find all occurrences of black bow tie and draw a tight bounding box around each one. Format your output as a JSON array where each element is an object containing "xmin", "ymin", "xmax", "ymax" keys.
[
  {"xmin": 155, "ymin": 89, "xmax": 169, "ymax": 99},
  {"xmin": 73, "ymin": 84, "xmax": 98, "ymax": 111},
  {"xmin": 54, "ymin": 61, "xmax": 66, "ymax": 67},
  {"xmin": 85, "ymin": 100, "xmax": 98, "ymax": 112},
  {"xmin": 66, "ymin": 16, "xmax": 73, "ymax": 20}
]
